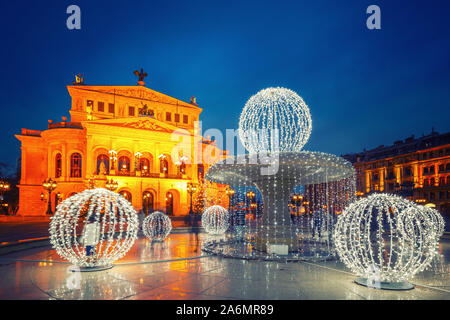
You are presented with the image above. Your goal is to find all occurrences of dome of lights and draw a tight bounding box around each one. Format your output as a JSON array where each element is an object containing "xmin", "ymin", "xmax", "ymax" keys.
[
  {"xmin": 238, "ymin": 87, "xmax": 312, "ymax": 153},
  {"xmin": 333, "ymin": 193, "xmax": 438, "ymax": 287},
  {"xmin": 49, "ymin": 188, "xmax": 139, "ymax": 269},
  {"xmin": 142, "ymin": 211, "xmax": 172, "ymax": 241},
  {"xmin": 202, "ymin": 205, "xmax": 230, "ymax": 235}
]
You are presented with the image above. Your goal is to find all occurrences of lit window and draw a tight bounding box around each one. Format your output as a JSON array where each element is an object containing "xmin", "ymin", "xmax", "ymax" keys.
[{"xmin": 70, "ymin": 153, "xmax": 82, "ymax": 178}]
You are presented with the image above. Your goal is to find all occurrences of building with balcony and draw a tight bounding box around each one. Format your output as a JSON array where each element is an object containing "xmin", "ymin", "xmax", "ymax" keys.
[
  {"xmin": 15, "ymin": 80, "xmax": 227, "ymax": 216},
  {"xmin": 342, "ymin": 130, "xmax": 450, "ymax": 220}
]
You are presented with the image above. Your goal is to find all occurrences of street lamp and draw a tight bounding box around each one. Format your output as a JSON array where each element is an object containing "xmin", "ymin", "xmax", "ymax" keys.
[
  {"xmin": 187, "ymin": 182, "xmax": 197, "ymax": 215},
  {"xmin": 246, "ymin": 190, "xmax": 256, "ymax": 216},
  {"xmin": 42, "ymin": 178, "xmax": 57, "ymax": 215},
  {"xmin": 0, "ymin": 179, "xmax": 10, "ymax": 215},
  {"xmin": 291, "ymin": 194, "xmax": 303, "ymax": 216},
  {"xmin": 105, "ymin": 179, "xmax": 118, "ymax": 192}
]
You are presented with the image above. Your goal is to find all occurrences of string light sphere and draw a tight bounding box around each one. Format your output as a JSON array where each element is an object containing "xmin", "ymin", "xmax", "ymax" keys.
[
  {"xmin": 49, "ymin": 188, "xmax": 139, "ymax": 269},
  {"xmin": 333, "ymin": 193, "xmax": 438, "ymax": 289},
  {"xmin": 142, "ymin": 211, "xmax": 172, "ymax": 241},
  {"xmin": 238, "ymin": 87, "xmax": 312, "ymax": 153},
  {"xmin": 202, "ymin": 205, "xmax": 230, "ymax": 235}
]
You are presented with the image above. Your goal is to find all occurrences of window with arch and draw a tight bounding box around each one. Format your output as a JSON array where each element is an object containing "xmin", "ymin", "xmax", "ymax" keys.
[
  {"xmin": 119, "ymin": 190, "xmax": 132, "ymax": 202},
  {"xmin": 97, "ymin": 154, "xmax": 109, "ymax": 175},
  {"xmin": 142, "ymin": 191, "xmax": 154, "ymax": 215},
  {"xmin": 160, "ymin": 157, "xmax": 169, "ymax": 174},
  {"xmin": 55, "ymin": 153, "xmax": 62, "ymax": 178},
  {"xmin": 140, "ymin": 158, "xmax": 150, "ymax": 176},
  {"xmin": 70, "ymin": 153, "xmax": 82, "ymax": 178},
  {"xmin": 118, "ymin": 156, "xmax": 130, "ymax": 175},
  {"xmin": 166, "ymin": 191, "xmax": 174, "ymax": 215}
]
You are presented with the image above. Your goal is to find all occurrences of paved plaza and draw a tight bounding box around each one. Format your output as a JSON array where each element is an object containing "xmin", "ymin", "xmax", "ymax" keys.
[{"xmin": 0, "ymin": 233, "xmax": 449, "ymax": 300}]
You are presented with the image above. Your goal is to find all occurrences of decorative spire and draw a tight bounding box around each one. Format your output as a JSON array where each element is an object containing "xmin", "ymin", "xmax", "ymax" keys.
[{"xmin": 133, "ymin": 68, "xmax": 148, "ymax": 86}]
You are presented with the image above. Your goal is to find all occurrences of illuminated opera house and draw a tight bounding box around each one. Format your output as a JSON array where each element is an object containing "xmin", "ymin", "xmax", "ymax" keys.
[{"xmin": 15, "ymin": 74, "xmax": 226, "ymax": 216}]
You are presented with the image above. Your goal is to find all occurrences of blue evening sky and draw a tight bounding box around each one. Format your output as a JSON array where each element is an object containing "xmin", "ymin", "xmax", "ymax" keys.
[{"xmin": 0, "ymin": 0, "xmax": 449, "ymax": 175}]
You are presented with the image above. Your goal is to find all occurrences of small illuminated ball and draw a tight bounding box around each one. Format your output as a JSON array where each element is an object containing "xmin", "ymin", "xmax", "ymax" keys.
[
  {"xmin": 202, "ymin": 205, "xmax": 230, "ymax": 235},
  {"xmin": 142, "ymin": 211, "xmax": 172, "ymax": 241},
  {"xmin": 238, "ymin": 87, "xmax": 312, "ymax": 153},
  {"xmin": 333, "ymin": 193, "xmax": 438, "ymax": 284},
  {"xmin": 49, "ymin": 188, "xmax": 139, "ymax": 268}
]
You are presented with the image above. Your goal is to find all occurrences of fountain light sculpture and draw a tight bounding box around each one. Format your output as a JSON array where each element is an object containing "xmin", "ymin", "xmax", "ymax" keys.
[{"xmin": 205, "ymin": 87, "xmax": 355, "ymax": 258}]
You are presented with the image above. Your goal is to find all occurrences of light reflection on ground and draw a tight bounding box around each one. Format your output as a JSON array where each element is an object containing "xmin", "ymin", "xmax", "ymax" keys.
[{"xmin": 0, "ymin": 233, "xmax": 448, "ymax": 300}]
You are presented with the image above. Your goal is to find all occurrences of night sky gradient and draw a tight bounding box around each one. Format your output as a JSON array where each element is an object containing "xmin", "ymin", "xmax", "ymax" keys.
[{"xmin": 0, "ymin": 0, "xmax": 449, "ymax": 176}]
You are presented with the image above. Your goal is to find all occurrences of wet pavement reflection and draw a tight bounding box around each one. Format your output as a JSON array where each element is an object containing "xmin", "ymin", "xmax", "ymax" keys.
[{"xmin": 0, "ymin": 233, "xmax": 449, "ymax": 300}]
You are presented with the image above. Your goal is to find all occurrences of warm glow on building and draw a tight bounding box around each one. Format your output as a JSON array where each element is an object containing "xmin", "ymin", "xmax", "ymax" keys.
[{"xmin": 15, "ymin": 80, "xmax": 227, "ymax": 216}]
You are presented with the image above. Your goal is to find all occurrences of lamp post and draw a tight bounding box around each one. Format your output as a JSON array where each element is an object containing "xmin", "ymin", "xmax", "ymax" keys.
[
  {"xmin": 246, "ymin": 190, "xmax": 256, "ymax": 217},
  {"xmin": 225, "ymin": 186, "xmax": 235, "ymax": 226},
  {"xmin": 0, "ymin": 179, "xmax": 10, "ymax": 215},
  {"xmin": 105, "ymin": 179, "xmax": 118, "ymax": 192},
  {"xmin": 187, "ymin": 182, "xmax": 197, "ymax": 215},
  {"xmin": 42, "ymin": 178, "xmax": 57, "ymax": 215},
  {"xmin": 291, "ymin": 194, "xmax": 303, "ymax": 216}
]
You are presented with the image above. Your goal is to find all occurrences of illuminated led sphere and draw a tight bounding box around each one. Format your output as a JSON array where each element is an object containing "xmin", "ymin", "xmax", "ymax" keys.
[
  {"xmin": 419, "ymin": 206, "xmax": 445, "ymax": 239},
  {"xmin": 333, "ymin": 193, "xmax": 438, "ymax": 286},
  {"xmin": 202, "ymin": 205, "xmax": 230, "ymax": 235},
  {"xmin": 49, "ymin": 188, "xmax": 139, "ymax": 268},
  {"xmin": 238, "ymin": 87, "xmax": 312, "ymax": 153},
  {"xmin": 142, "ymin": 211, "xmax": 172, "ymax": 241}
]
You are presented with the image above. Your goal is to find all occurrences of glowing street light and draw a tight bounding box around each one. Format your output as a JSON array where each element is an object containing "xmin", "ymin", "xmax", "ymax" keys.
[
  {"xmin": 42, "ymin": 178, "xmax": 57, "ymax": 215},
  {"xmin": 105, "ymin": 179, "xmax": 118, "ymax": 192},
  {"xmin": 187, "ymin": 182, "xmax": 197, "ymax": 215}
]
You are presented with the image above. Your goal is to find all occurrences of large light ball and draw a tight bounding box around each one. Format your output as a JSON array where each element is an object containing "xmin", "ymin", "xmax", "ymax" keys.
[
  {"xmin": 202, "ymin": 205, "xmax": 230, "ymax": 235},
  {"xmin": 333, "ymin": 193, "xmax": 438, "ymax": 286},
  {"xmin": 142, "ymin": 211, "xmax": 172, "ymax": 241},
  {"xmin": 49, "ymin": 188, "xmax": 139, "ymax": 268},
  {"xmin": 238, "ymin": 87, "xmax": 312, "ymax": 153}
]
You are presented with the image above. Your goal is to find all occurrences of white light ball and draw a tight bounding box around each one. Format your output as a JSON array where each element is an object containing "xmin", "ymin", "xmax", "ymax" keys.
[
  {"xmin": 238, "ymin": 87, "xmax": 312, "ymax": 153},
  {"xmin": 142, "ymin": 211, "xmax": 172, "ymax": 241},
  {"xmin": 333, "ymin": 193, "xmax": 438, "ymax": 284},
  {"xmin": 202, "ymin": 205, "xmax": 230, "ymax": 235},
  {"xmin": 49, "ymin": 188, "xmax": 139, "ymax": 268}
]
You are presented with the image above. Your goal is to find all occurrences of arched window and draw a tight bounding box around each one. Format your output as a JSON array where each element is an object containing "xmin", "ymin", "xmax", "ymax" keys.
[
  {"xmin": 160, "ymin": 158, "xmax": 169, "ymax": 174},
  {"xmin": 97, "ymin": 154, "xmax": 109, "ymax": 175},
  {"xmin": 140, "ymin": 158, "xmax": 150, "ymax": 176},
  {"xmin": 166, "ymin": 192, "xmax": 174, "ymax": 215},
  {"xmin": 119, "ymin": 190, "xmax": 132, "ymax": 202},
  {"xmin": 142, "ymin": 191, "xmax": 154, "ymax": 215},
  {"xmin": 55, "ymin": 153, "xmax": 62, "ymax": 178},
  {"xmin": 118, "ymin": 156, "xmax": 130, "ymax": 175},
  {"xmin": 70, "ymin": 153, "xmax": 82, "ymax": 177}
]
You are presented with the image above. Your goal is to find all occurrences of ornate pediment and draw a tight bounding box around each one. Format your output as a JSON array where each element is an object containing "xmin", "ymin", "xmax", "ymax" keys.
[{"xmin": 84, "ymin": 116, "xmax": 187, "ymax": 134}]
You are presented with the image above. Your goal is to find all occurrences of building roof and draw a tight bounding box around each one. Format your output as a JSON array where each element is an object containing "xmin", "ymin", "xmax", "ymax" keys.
[{"xmin": 342, "ymin": 130, "xmax": 450, "ymax": 163}]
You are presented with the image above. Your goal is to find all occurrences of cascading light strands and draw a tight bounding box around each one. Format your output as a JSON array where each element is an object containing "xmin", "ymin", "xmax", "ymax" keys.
[
  {"xmin": 419, "ymin": 206, "xmax": 445, "ymax": 239},
  {"xmin": 202, "ymin": 205, "xmax": 230, "ymax": 235},
  {"xmin": 142, "ymin": 211, "xmax": 172, "ymax": 241},
  {"xmin": 238, "ymin": 87, "xmax": 312, "ymax": 153},
  {"xmin": 333, "ymin": 193, "xmax": 438, "ymax": 287},
  {"xmin": 49, "ymin": 188, "xmax": 139, "ymax": 268}
]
